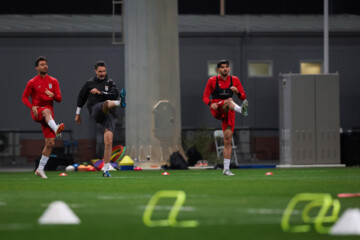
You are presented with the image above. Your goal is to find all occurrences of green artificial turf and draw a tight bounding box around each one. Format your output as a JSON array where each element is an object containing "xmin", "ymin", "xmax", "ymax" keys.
[{"xmin": 0, "ymin": 167, "xmax": 360, "ymax": 240}]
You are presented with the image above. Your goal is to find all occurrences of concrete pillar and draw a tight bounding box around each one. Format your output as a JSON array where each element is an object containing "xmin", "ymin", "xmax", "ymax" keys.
[{"xmin": 124, "ymin": 0, "xmax": 183, "ymax": 167}]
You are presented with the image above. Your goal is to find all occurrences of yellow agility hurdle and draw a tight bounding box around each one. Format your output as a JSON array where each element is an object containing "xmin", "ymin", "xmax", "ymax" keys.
[{"xmin": 143, "ymin": 190, "xmax": 199, "ymax": 228}]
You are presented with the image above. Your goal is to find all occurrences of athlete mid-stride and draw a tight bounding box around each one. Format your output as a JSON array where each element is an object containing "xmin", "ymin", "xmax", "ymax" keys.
[
  {"xmin": 75, "ymin": 61, "xmax": 126, "ymax": 178},
  {"xmin": 22, "ymin": 56, "xmax": 65, "ymax": 179},
  {"xmin": 202, "ymin": 60, "xmax": 248, "ymax": 176}
]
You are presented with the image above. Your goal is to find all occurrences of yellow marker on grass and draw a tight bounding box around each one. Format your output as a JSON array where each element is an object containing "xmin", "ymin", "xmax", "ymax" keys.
[
  {"xmin": 281, "ymin": 193, "xmax": 340, "ymax": 234},
  {"xmin": 143, "ymin": 190, "xmax": 199, "ymax": 227}
]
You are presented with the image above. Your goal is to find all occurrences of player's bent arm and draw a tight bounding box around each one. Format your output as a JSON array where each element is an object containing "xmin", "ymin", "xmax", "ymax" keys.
[
  {"xmin": 22, "ymin": 83, "xmax": 33, "ymax": 109},
  {"xmin": 53, "ymin": 80, "xmax": 62, "ymax": 102},
  {"xmin": 234, "ymin": 79, "xmax": 246, "ymax": 101}
]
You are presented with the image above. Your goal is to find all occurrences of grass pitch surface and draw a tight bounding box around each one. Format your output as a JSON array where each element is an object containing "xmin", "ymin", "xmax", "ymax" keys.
[{"xmin": 0, "ymin": 167, "xmax": 360, "ymax": 240}]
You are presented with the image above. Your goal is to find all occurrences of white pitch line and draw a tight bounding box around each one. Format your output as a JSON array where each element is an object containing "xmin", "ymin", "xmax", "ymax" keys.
[
  {"xmin": 98, "ymin": 194, "xmax": 153, "ymax": 200},
  {"xmin": 138, "ymin": 205, "xmax": 196, "ymax": 211},
  {"xmin": 237, "ymin": 208, "xmax": 301, "ymax": 215},
  {"xmin": 0, "ymin": 223, "xmax": 32, "ymax": 230}
]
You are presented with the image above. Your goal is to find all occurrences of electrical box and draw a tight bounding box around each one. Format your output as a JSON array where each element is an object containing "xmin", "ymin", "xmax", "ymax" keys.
[{"xmin": 279, "ymin": 74, "xmax": 340, "ymax": 165}]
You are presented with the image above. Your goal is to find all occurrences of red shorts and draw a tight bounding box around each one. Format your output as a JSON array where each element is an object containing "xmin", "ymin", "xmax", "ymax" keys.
[
  {"xmin": 31, "ymin": 106, "xmax": 56, "ymax": 138},
  {"xmin": 210, "ymin": 100, "xmax": 235, "ymax": 132}
]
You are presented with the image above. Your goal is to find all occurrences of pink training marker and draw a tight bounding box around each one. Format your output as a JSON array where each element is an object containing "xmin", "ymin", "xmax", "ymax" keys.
[
  {"xmin": 162, "ymin": 172, "xmax": 170, "ymax": 176},
  {"xmin": 59, "ymin": 172, "xmax": 68, "ymax": 176},
  {"xmin": 265, "ymin": 172, "xmax": 274, "ymax": 175},
  {"xmin": 337, "ymin": 193, "xmax": 360, "ymax": 198}
]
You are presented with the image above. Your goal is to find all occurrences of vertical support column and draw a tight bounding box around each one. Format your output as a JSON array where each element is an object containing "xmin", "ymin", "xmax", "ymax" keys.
[
  {"xmin": 324, "ymin": 0, "xmax": 329, "ymax": 74},
  {"xmin": 124, "ymin": 0, "xmax": 183, "ymax": 167}
]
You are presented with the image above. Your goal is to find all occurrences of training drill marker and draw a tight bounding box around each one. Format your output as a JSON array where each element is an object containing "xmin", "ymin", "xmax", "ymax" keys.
[
  {"xmin": 143, "ymin": 190, "xmax": 198, "ymax": 227},
  {"xmin": 281, "ymin": 193, "xmax": 340, "ymax": 234}
]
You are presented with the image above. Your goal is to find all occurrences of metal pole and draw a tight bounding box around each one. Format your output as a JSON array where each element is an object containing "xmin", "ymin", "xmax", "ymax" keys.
[
  {"xmin": 324, "ymin": 0, "xmax": 329, "ymax": 73},
  {"xmin": 220, "ymin": 0, "xmax": 225, "ymax": 16},
  {"xmin": 112, "ymin": 0, "xmax": 115, "ymax": 44}
]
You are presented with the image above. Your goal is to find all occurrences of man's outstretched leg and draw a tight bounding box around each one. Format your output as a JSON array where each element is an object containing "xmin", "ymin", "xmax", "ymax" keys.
[
  {"xmin": 102, "ymin": 129, "xmax": 113, "ymax": 177},
  {"xmin": 222, "ymin": 127, "xmax": 235, "ymax": 176}
]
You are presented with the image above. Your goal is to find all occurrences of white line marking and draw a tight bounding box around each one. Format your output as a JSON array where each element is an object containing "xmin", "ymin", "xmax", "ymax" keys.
[
  {"xmin": 0, "ymin": 223, "xmax": 32, "ymax": 230},
  {"xmin": 98, "ymin": 194, "xmax": 153, "ymax": 200},
  {"xmin": 138, "ymin": 205, "xmax": 196, "ymax": 211},
  {"xmin": 237, "ymin": 208, "xmax": 301, "ymax": 215}
]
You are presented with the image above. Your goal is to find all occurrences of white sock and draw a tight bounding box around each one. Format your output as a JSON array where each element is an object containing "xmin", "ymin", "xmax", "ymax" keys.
[
  {"xmin": 38, "ymin": 155, "xmax": 49, "ymax": 171},
  {"xmin": 104, "ymin": 163, "xmax": 110, "ymax": 172},
  {"xmin": 114, "ymin": 100, "xmax": 121, "ymax": 107},
  {"xmin": 223, "ymin": 159, "xmax": 230, "ymax": 171},
  {"xmin": 47, "ymin": 119, "xmax": 57, "ymax": 132},
  {"xmin": 234, "ymin": 105, "xmax": 242, "ymax": 114}
]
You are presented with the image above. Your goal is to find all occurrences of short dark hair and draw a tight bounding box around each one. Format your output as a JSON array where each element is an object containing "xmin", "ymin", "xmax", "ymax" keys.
[
  {"xmin": 216, "ymin": 60, "xmax": 229, "ymax": 68},
  {"xmin": 95, "ymin": 61, "xmax": 106, "ymax": 69},
  {"xmin": 35, "ymin": 56, "xmax": 47, "ymax": 67}
]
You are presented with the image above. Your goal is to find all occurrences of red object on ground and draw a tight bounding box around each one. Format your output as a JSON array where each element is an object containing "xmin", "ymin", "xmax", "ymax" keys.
[
  {"xmin": 87, "ymin": 165, "xmax": 96, "ymax": 171},
  {"xmin": 337, "ymin": 193, "xmax": 360, "ymax": 198},
  {"xmin": 162, "ymin": 172, "xmax": 170, "ymax": 176},
  {"xmin": 59, "ymin": 173, "xmax": 68, "ymax": 176},
  {"xmin": 134, "ymin": 166, "xmax": 142, "ymax": 171},
  {"xmin": 265, "ymin": 172, "xmax": 274, "ymax": 175}
]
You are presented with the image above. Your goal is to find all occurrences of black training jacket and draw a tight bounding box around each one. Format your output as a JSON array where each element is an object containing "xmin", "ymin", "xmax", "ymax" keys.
[{"xmin": 77, "ymin": 75, "xmax": 119, "ymax": 115}]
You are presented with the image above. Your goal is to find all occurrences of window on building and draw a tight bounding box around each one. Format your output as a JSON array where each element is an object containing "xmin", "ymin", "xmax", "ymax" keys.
[
  {"xmin": 248, "ymin": 61, "xmax": 273, "ymax": 77},
  {"xmin": 300, "ymin": 61, "xmax": 322, "ymax": 74},
  {"xmin": 207, "ymin": 60, "xmax": 232, "ymax": 77}
]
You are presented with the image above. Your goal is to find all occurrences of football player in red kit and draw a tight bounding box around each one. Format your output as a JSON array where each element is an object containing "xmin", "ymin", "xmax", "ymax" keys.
[
  {"xmin": 203, "ymin": 60, "xmax": 248, "ymax": 176},
  {"xmin": 22, "ymin": 56, "xmax": 65, "ymax": 178}
]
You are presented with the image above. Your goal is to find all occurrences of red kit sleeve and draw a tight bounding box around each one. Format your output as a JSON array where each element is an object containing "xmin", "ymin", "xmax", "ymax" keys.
[
  {"xmin": 52, "ymin": 79, "xmax": 62, "ymax": 102},
  {"xmin": 233, "ymin": 77, "xmax": 246, "ymax": 101},
  {"xmin": 22, "ymin": 81, "xmax": 33, "ymax": 109},
  {"xmin": 202, "ymin": 78, "xmax": 214, "ymax": 106}
]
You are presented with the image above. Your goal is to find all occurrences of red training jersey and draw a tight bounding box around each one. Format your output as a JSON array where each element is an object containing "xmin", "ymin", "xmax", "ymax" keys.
[
  {"xmin": 22, "ymin": 75, "xmax": 62, "ymax": 109},
  {"xmin": 202, "ymin": 75, "xmax": 246, "ymax": 106}
]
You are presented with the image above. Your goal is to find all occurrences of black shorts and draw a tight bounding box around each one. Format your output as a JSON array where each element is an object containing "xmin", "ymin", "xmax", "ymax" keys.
[{"xmin": 91, "ymin": 102, "xmax": 116, "ymax": 133}]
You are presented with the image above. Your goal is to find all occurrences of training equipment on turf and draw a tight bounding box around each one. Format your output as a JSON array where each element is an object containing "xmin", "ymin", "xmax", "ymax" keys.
[
  {"xmin": 87, "ymin": 165, "xmax": 96, "ymax": 171},
  {"xmin": 281, "ymin": 193, "xmax": 340, "ymax": 234},
  {"xmin": 101, "ymin": 163, "xmax": 116, "ymax": 171},
  {"xmin": 143, "ymin": 190, "xmax": 198, "ymax": 228},
  {"xmin": 119, "ymin": 155, "xmax": 134, "ymax": 170},
  {"xmin": 162, "ymin": 172, "xmax": 170, "ymax": 175},
  {"xmin": 265, "ymin": 172, "xmax": 274, "ymax": 175},
  {"xmin": 35, "ymin": 169, "xmax": 47, "ymax": 179},
  {"xmin": 110, "ymin": 145, "xmax": 126, "ymax": 162},
  {"xmin": 134, "ymin": 166, "xmax": 142, "ymax": 171},
  {"xmin": 38, "ymin": 201, "xmax": 80, "ymax": 225},
  {"xmin": 65, "ymin": 165, "xmax": 75, "ymax": 172},
  {"xmin": 59, "ymin": 173, "xmax": 68, "ymax": 176},
  {"xmin": 330, "ymin": 208, "xmax": 360, "ymax": 235},
  {"xmin": 337, "ymin": 193, "xmax": 360, "ymax": 198},
  {"xmin": 73, "ymin": 163, "xmax": 79, "ymax": 171},
  {"xmin": 78, "ymin": 165, "xmax": 88, "ymax": 172},
  {"xmin": 223, "ymin": 169, "xmax": 235, "ymax": 176},
  {"xmin": 94, "ymin": 160, "xmax": 104, "ymax": 171}
]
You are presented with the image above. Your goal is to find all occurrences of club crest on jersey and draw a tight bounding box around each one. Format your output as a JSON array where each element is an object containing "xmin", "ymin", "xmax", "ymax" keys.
[
  {"xmin": 105, "ymin": 85, "xmax": 108, "ymax": 91},
  {"xmin": 48, "ymin": 83, "xmax": 52, "ymax": 89}
]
